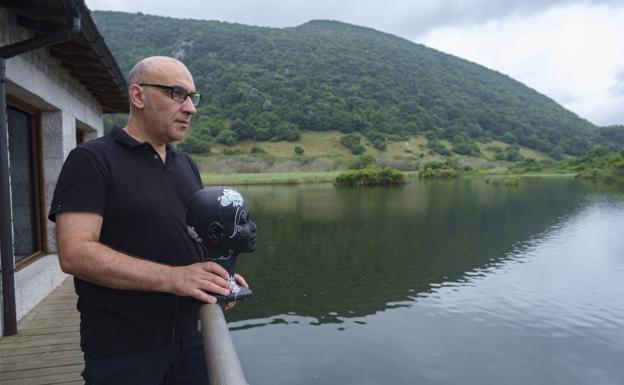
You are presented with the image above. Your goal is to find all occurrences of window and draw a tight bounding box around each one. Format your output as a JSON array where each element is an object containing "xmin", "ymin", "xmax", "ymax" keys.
[
  {"xmin": 76, "ymin": 128, "xmax": 85, "ymax": 145},
  {"xmin": 7, "ymin": 106, "xmax": 43, "ymax": 265}
]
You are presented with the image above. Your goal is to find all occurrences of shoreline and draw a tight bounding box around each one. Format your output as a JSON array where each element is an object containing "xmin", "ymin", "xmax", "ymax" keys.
[{"xmin": 201, "ymin": 170, "xmax": 577, "ymax": 186}]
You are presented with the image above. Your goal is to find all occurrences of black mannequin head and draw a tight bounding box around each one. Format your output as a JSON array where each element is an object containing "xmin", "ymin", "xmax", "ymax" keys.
[
  {"xmin": 186, "ymin": 186, "xmax": 256, "ymax": 303},
  {"xmin": 187, "ymin": 187, "xmax": 257, "ymax": 256}
]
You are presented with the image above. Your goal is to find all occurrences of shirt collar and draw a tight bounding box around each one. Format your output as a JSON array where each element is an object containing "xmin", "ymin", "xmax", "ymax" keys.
[
  {"xmin": 112, "ymin": 126, "xmax": 143, "ymax": 148},
  {"xmin": 112, "ymin": 127, "xmax": 177, "ymax": 158},
  {"xmin": 111, "ymin": 128, "xmax": 175, "ymax": 155}
]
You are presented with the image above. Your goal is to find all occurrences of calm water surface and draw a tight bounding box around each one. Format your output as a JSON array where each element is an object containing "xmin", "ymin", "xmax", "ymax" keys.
[{"xmin": 226, "ymin": 177, "xmax": 624, "ymax": 385}]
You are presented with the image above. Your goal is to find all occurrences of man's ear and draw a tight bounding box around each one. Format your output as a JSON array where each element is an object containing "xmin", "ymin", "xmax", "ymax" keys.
[
  {"xmin": 129, "ymin": 84, "xmax": 145, "ymax": 109},
  {"xmin": 207, "ymin": 221, "xmax": 224, "ymax": 242}
]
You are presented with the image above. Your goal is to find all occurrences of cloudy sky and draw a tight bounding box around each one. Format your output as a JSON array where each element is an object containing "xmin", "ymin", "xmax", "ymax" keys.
[{"xmin": 85, "ymin": 0, "xmax": 624, "ymax": 126}]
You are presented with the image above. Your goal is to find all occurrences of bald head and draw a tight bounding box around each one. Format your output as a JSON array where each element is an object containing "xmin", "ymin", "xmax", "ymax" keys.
[
  {"xmin": 128, "ymin": 56, "xmax": 191, "ymax": 86},
  {"xmin": 125, "ymin": 56, "xmax": 197, "ymax": 143}
]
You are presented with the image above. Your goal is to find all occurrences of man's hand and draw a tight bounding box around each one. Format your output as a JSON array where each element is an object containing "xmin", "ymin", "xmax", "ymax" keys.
[
  {"xmin": 169, "ymin": 262, "xmax": 233, "ymax": 304},
  {"xmin": 223, "ymin": 274, "xmax": 249, "ymax": 311}
]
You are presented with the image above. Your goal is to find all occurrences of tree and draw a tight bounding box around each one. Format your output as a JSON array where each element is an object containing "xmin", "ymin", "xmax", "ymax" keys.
[
  {"xmin": 586, "ymin": 145, "xmax": 608, "ymax": 159},
  {"xmin": 230, "ymin": 118, "xmax": 253, "ymax": 140},
  {"xmin": 503, "ymin": 144, "xmax": 522, "ymax": 162},
  {"xmin": 177, "ymin": 136, "xmax": 211, "ymax": 154},
  {"xmin": 366, "ymin": 131, "xmax": 387, "ymax": 151},
  {"xmin": 340, "ymin": 134, "xmax": 366, "ymax": 155},
  {"xmin": 429, "ymin": 140, "xmax": 451, "ymax": 156},
  {"xmin": 216, "ymin": 129, "xmax": 238, "ymax": 145}
]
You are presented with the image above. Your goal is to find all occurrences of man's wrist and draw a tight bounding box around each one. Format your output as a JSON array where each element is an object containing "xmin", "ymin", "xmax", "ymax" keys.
[{"xmin": 158, "ymin": 265, "xmax": 176, "ymax": 294}]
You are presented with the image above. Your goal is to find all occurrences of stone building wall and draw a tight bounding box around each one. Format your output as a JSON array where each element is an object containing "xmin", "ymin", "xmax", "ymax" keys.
[{"xmin": 1, "ymin": 7, "xmax": 109, "ymax": 332}]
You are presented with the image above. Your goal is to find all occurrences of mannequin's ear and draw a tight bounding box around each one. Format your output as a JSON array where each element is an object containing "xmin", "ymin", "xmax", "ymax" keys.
[{"xmin": 207, "ymin": 221, "xmax": 224, "ymax": 242}]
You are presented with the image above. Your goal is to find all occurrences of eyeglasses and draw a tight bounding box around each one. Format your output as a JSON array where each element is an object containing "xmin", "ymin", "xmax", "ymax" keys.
[{"xmin": 139, "ymin": 83, "xmax": 201, "ymax": 106}]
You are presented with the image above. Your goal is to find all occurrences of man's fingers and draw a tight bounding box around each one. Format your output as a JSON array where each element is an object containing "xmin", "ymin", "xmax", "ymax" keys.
[
  {"xmin": 192, "ymin": 289, "xmax": 217, "ymax": 304},
  {"xmin": 169, "ymin": 264, "xmax": 233, "ymax": 299},
  {"xmin": 201, "ymin": 262, "xmax": 229, "ymax": 279},
  {"xmin": 200, "ymin": 280, "xmax": 231, "ymax": 296},
  {"xmin": 234, "ymin": 274, "xmax": 249, "ymax": 289},
  {"xmin": 202, "ymin": 274, "xmax": 231, "ymax": 291}
]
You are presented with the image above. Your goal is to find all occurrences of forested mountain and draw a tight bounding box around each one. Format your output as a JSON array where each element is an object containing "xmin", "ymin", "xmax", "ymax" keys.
[{"xmin": 92, "ymin": 11, "xmax": 617, "ymax": 157}]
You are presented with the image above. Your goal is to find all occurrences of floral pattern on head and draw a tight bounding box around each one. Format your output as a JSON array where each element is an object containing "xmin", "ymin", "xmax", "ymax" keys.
[
  {"xmin": 217, "ymin": 188, "xmax": 247, "ymax": 239},
  {"xmin": 218, "ymin": 188, "xmax": 244, "ymax": 208}
]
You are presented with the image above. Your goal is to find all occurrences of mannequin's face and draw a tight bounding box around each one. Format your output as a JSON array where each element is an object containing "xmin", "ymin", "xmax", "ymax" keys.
[{"xmin": 220, "ymin": 200, "xmax": 257, "ymax": 253}]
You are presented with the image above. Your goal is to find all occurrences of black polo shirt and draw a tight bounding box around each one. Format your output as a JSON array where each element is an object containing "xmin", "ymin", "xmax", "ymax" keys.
[{"xmin": 49, "ymin": 127, "xmax": 204, "ymax": 355}]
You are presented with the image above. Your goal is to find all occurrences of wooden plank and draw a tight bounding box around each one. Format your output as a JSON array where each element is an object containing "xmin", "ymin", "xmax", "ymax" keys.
[
  {"xmin": 3, "ymin": 326, "xmax": 79, "ymax": 337},
  {"xmin": 20, "ymin": 311, "xmax": 78, "ymax": 320},
  {"xmin": 0, "ymin": 343, "xmax": 79, "ymax": 358},
  {"xmin": 0, "ymin": 335, "xmax": 80, "ymax": 351},
  {"xmin": 0, "ymin": 364, "xmax": 83, "ymax": 381},
  {"xmin": 0, "ymin": 349, "xmax": 82, "ymax": 365},
  {"xmin": 0, "ymin": 371, "xmax": 83, "ymax": 385}
]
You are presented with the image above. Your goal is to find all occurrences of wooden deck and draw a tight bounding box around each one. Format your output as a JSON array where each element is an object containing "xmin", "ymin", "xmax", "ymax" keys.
[{"xmin": 0, "ymin": 278, "xmax": 83, "ymax": 385}]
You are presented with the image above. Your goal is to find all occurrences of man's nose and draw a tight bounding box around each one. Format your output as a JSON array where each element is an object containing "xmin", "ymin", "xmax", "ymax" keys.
[{"xmin": 181, "ymin": 95, "xmax": 196, "ymax": 114}]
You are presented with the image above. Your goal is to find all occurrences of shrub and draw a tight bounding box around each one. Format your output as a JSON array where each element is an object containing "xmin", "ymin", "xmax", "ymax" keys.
[
  {"xmin": 512, "ymin": 158, "xmax": 542, "ymax": 172},
  {"xmin": 419, "ymin": 159, "xmax": 471, "ymax": 179},
  {"xmin": 340, "ymin": 134, "xmax": 366, "ymax": 155},
  {"xmin": 496, "ymin": 144, "xmax": 523, "ymax": 162},
  {"xmin": 250, "ymin": 146, "xmax": 267, "ymax": 154},
  {"xmin": 275, "ymin": 122, "xmax": 301, "ymax": 142},
  {"xmin": 253, "ymin": 127, "xmax": 273, "ymax": 141},
  {"xmin": 450, "ymin": 135, "xmax": 481, "ymax": 156},
  {"xmin": 484, "ymin": 145, "xmax": 503, "ymax": 153},
  {"xmin": 586, "ymin": 145, "xmax": 608, "ymax": 159},
  {"xmin": 216, "ymin": 129, "xmax": 238, "ymax": 145},
  {"xmin": 294, "ymin": 146, "xmax": 305, "ymax": 155},
  {"xmin": 429, "ymin": 140, "xmax": 451, "ymax": 156},
  {"xmin": 486, "ymin": 177, "xmax": 519, "ymax": 186},
  {"xmin": 348, "ymin": 155, "xmax": 376, "ymax": 170},
  {"xmin": 335, "ymin": 167, "xmax": 405, "ymax": 187},
  {"xmin": 177, "ymin": 136, "xmax": 211, "ymax": 154},
  {"xmin": 419, "ymin": 167, "xmax": 459, "ymax": 179},
  {"xmin": 365, "ymin": 131, "xmax": 387, "ymax": 151},
  {"xmin": 451, "ymin": 141, "xmax": 481, "ymax": 156},
  {"xmin": 223, "ymin": 148, "xmax": 245, "ymax": 155},
  {"xmin": 377, "ymin": 156, "xmax": 419, "ymax": 171}
]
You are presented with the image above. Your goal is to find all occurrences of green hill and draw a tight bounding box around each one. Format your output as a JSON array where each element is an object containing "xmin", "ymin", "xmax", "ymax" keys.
[{"xmin": 92, "ymin": 11, "xmax": 617, "ymax": 158}]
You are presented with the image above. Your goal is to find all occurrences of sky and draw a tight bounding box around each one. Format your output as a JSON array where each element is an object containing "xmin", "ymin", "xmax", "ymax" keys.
[{"xmin": 85, "ymin": 0, "xmax": 624, "ymax": 127}]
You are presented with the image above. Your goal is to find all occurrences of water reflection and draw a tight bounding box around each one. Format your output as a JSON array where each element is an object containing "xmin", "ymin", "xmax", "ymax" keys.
[
  {"xmin": 228, "ymin": 178, "xmax": 589, "ymax": 324},
  {"xmin": 225, "ymin": 178, "xmax": 624, "ymax": 385}
]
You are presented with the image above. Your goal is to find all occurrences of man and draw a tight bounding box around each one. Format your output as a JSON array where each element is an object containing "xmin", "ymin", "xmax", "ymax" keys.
[{"xmin": 49, "ymin": 56, "xmax": 247, "ymax": 384}]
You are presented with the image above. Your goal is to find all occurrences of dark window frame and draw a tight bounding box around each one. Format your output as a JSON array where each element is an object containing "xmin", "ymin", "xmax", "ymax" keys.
[{"xmin": 6, "ymin": 97, "xmax": 46, "ymax": 271}]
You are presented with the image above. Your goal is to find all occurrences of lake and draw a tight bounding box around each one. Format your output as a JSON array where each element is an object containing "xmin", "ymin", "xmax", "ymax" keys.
[{"xmin": 225, "ymin": 177, "xmax": 624, "ymax": 385}]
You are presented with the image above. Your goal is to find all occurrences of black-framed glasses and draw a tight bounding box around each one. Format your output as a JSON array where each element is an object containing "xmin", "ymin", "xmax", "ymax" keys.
[{"xmin": 139, "ymin": 83, "xmax": 201, "ymax": 106}]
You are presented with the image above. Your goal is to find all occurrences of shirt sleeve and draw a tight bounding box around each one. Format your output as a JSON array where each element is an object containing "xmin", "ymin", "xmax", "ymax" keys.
[
  {"xmin": 184, "ymin": 153, "xmax": 203, "ymax": 186},
  {"xmin": 48, "ymin": 147, "xmax": 108, "ymax": 223}
]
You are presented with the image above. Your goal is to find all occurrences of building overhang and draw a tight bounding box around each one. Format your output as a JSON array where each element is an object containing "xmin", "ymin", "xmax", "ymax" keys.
[{"xmin": 0, "ymin": 0, "xmax": 128, "ymax": 113}]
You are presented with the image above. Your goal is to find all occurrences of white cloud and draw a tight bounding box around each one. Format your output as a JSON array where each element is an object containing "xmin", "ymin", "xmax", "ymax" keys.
[
  {"xmin": 610, "ymin": 69, "xmax": 624, "ymax": 97},
  {"xmin": 420, "ymin": 3, "xmax": 624, "ymax": 126}
]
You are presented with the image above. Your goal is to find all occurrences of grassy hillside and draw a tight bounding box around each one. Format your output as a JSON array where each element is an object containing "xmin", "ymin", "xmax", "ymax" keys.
[
  {"xmin": 190, "ymin": 130, "xmax": 556, "ymax": 178},
  {"xmin": 92, "ymin": 11, "xmax": 617, "ymax": 159},
  {"xmin": 208, "ymin": 131, "xmax": 546, "ymax": 160}
]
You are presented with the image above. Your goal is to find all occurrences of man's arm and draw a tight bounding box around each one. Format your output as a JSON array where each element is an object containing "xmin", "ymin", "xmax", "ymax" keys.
[{"xmin": 56, "ymin": 211, "xmax": 232, "ymax": 304}]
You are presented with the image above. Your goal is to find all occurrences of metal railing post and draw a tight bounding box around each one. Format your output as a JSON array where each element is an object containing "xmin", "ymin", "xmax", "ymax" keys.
[{"xmin": 199, "ymin": 303, "xmax": 248, "ymax": 385}]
